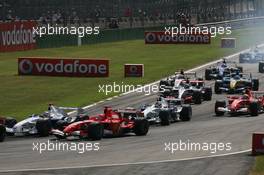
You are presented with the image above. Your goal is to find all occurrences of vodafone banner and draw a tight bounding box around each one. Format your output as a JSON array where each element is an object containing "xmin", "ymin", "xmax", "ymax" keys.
[
  {"xmin": 145, "ymin": 32, "xmax": 210, "ymax": 44},
  {"xmin": 0, "ymin": 21, "xmax": 37, "ymax": 52},
  {"xmin": 18, "ymin": 58, "xmax": 109, "ymax": 77}
]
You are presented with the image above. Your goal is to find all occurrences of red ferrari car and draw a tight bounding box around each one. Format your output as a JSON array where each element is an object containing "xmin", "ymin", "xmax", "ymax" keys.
[
  {"xmin": 215, "ymin": 90, "xmax": 264, "ymax": 116},
  {"xmin": 52, "ymin": 107, "xmax": 149, "ymax": 140}
]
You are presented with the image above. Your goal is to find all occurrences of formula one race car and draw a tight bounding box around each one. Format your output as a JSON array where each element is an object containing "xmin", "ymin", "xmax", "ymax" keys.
[
  {"xmin": 161, "ymin": 79, "xmax": 212, "ymax": 104},
  {"xmin": 6, "ymin": 105, "xmax": 87, "ymax": 137},
  {"xmin": 159, "ymin": 72, "xmax": 201, "ymax": 90},
  {"xmin": 214, "ymin": 73, "xmax": 259, "ymax": 94},
  {"xmin": 52, "ymin": 107, "xmax": 149, "ymax": 140},
  {"xmin": 0, "ymin": 117, "xmax": 17, "ymax": 142},
  {"xmin": 215, "ymin": 90, "xmax": 264, "ymax": 116},
  {"xmin": 205, "ymin": 60, "xmax": 243, "ymax": 80},
  {"xmin": 141, "ymin": 97, "xmax": 192, "ymax": 125},
  {"xmin": 239, "ymin": 47, "xmax": 264, "ymax": 63}
]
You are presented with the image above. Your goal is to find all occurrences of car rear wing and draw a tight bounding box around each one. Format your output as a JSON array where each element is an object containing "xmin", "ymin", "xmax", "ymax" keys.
[
  {"xmin": 175, "ymin": 71, "xmax": 197, "ymax": 77},
  {"xmin": 52, "ymin": 106, "xmax": 85, "ymax": 115}
]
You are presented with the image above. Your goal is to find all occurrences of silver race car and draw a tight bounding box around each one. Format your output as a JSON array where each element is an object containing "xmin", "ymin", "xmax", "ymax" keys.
[
  {"xmin": 6, "ymin": 105, "xmax": 86, "ymax": 137},
  {"xmin": 141, "ymin": 97, "xmax": 192, "ymax": 125}
]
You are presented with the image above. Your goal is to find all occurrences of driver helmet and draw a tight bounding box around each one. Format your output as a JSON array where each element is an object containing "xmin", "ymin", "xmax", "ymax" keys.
[{"xmin": 242, "ymin": 94, "xmax": 249, "ymax": 100}]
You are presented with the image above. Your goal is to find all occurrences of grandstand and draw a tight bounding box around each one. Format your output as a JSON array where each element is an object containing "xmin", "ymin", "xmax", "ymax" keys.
[{"xmin": 0, "ymin": 0, "xmax": 263, "ymax": 29}]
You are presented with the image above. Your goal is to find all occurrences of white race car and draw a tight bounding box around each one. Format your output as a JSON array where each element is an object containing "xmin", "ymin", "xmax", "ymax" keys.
[
  {"xmin": 6, "ymin": 105, "xmax": 85, "ymax": 137},
  {"xmin": 141, "ymin": 97, "xmax": 192, "ymax": 125}
]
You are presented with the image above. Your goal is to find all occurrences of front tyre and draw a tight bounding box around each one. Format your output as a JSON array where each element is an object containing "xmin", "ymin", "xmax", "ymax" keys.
[
  {"xmin": 0, "ymin": 124, "xmax": 6, "ymax": 142},
  {"xmin": 134, "ymin": 119, "xmax": 149, "ymax": 136}
]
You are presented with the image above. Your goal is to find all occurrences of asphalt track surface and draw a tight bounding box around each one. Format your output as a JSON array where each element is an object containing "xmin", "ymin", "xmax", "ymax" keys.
[{"xmin": 1, "ymin": 53, "xmax": 264, "ymax": 175}]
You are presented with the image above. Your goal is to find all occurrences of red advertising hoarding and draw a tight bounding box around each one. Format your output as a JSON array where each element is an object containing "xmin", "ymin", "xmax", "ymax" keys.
[
  {"xmin": 145, "ymin": 31, "xmax": 211, "ymax": 44},
  {"xmin": 124, "ymin": 64, "xmax": 144, "ymax": 77},
  {"xmin": 18, "ymin": 57, "xmax": 109, "ymax": 77},
  {"xmin": 0, "ymin": 21, "xmax": 37, "ymax": 52}
]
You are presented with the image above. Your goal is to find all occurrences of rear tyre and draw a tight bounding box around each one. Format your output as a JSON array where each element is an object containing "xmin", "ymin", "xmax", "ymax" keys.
[
  {"xmin": 88, "ymin": 123, "xmax": 103, "ymax": 140},
  {"xmin": 159, "ymin": 111, "xmax": 170, "ymax": 126},
  {"xmin": 134, "ymin": 119, "xmax": 149, "ymax": 136},
  {"xmin": 203, "ymin": 87, "xmax": 212, "ymax": 101},
  {"xmin": 0, "ymin": 124, "xmax": 6, "ymax": 142},
  {"xmin": 215, "ymin": 100, "xmax": 226, "ymax": 116},
  {"xmin": 179, "ymin": 105, "xmax": 192, "ymax": 121},
  {"xmin": 193, "ymin": 91, "xmax": 202, "ymax": 104},
  {"xmin": 214, "ymin": 81, "xmax": 222, "ymax": 94},
  {"xmin": 249, "ymin": 102, "xmax": 259, "ymax": 116},
  {"xmin": 252, "ymin": 79, "xmax": 259, "ymax": 91},
  {"xmin": 36, "ymin": 119, "xmax": 52, "ymax": 137},
  {"xmin": 205, "ymin": 69, "xmax": 211, "ymax": 80}
]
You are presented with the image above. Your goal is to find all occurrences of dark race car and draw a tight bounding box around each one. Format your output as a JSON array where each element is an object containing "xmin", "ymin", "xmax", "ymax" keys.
[
  {"xmin": 239, "ymin": 47, "xmax": 264, "ymax": 63},
  {"xmin": 215, "ymin": 90, "xmax": 264, "ymax": 116},
  {"xmin": 161, "ymin": 79, "xmax": 212, "ymax": 104},
  {"xmin": 205, "ymin": 60, "xmax": 243, "ymax": 80},
  {"xmin": 159, "ymin": 72, "xmax": 201, "ymax": 90},
  {"xmin": 214, "ymin": 73, "xmax": 259, "ymax": 94},
  {"xmin": 52, "ymin": 107, "xmax": 149, "ymax": 140}
]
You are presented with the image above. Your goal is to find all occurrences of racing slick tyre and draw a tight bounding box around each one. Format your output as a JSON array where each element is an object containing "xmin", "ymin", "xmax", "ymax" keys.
[
  {"xmin": 36, "ymin": 119, "xmax": 52, "ymax": 137},
  {"xmin": 214, "ymin": 81, "xmax": 222, "ymax": 94},
  {"xmin": 0, "ymin": 124, "xmax": 6, "ymax": 142},
  {"xmin": 159, "ymin": 111, "xmax": 171, "ymax": 126},
  {"xmin": 249, "ymin": 101, "xmax": 259, "ymax": 116},
  {"xmin": 259, "ymin": 62, "xmax": 264, "ymax": 73},
  {"xmin": 179, "ymin": 105, "xmax": 192, "ymax": 121},
  {"xmin": 205, "ymin": 69, "xmax": 212, "ymax": 80},
  {"xmin": 87, "ymin": 123, "xmax": 104, "ymax": 140},
  {"xmin": 215, "ymin": 100, "xmax": 226, "ymax": 116},
  {"xmin": 252, "ymin": 79, "xmax": 259, "ymax": 91},
  {"xmin": 193, "ymin": 91, "xmax": 202, "ymax": 104},
  {"xmin": 204, "ymin": 87, "xmax": 212, "ymax": 101},
  {"xmin": 5, "ymin": 117, "xmax": 17, "ymax": 128},
  {"xmin": 134, "ymin": 119, "xmax": 149, "ymax": 136}
]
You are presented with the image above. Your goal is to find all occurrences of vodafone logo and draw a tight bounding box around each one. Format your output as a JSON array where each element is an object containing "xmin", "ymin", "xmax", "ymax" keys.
[
  {"xmin": 18, "ymin": 58, "xmax": 109, "ymax": 77},
  {"xmin": 145, "ymin": 32, "xmax": 210, "ymax": 44},
  {"xmin": 145, "ymin": 32, "xmax": 156, "ymax": 43},
  {"xmin": 19, "ymin": 59, "xmax": 33, "ymax": 74}
]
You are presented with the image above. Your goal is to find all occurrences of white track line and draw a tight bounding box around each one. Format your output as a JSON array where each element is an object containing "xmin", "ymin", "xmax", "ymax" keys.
[{"xmin": 0, "ymin": 149, "xmax": 251, "ymax": 173}]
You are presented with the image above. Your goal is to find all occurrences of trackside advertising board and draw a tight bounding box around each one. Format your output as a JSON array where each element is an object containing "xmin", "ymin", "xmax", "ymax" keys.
[
  {"xmin": 145, "ymin": 31, "xmax": 211, "ymax": 44},
  {"xmin": 18, "ymin": 58, "xmax": 109, "ymax": 77},
  {"xmin": 0, "ymin": 21, "xmax": 37, "ymax": 52}
]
